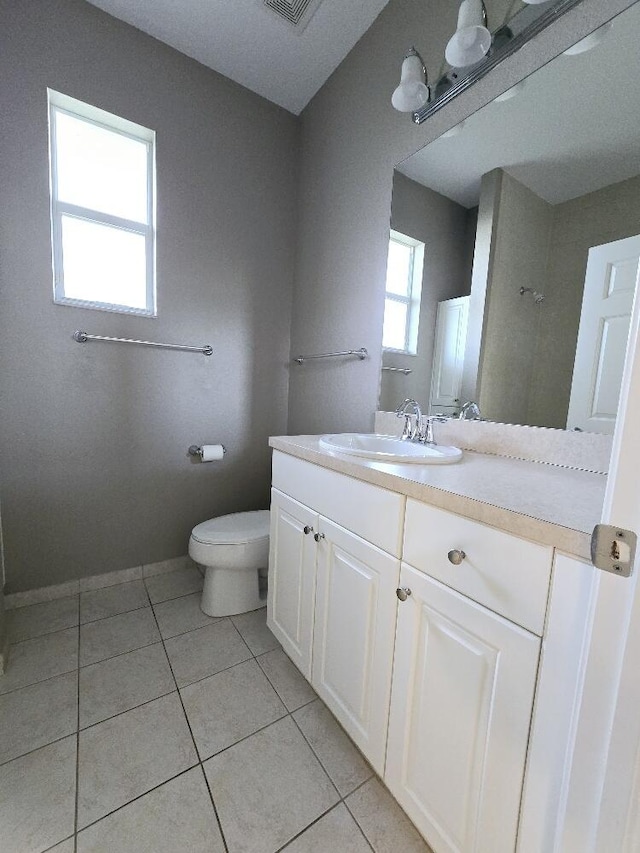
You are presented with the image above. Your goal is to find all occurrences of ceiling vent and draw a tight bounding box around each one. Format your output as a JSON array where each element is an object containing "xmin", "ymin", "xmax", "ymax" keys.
[{"xmin": 263, "ymin": 0, "xmax": 325, "ymax": 32}]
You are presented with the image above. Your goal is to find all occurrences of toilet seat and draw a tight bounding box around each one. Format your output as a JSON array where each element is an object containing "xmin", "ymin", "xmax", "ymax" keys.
[{"xmin": 191, "ymin": 510, "xmax": 270, "ymax": 547}]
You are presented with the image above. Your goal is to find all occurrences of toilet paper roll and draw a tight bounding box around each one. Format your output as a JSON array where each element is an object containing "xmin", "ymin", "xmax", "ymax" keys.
[{"xmin": 201, "ymin": 444, "xmax": 225, "ymax": 462}]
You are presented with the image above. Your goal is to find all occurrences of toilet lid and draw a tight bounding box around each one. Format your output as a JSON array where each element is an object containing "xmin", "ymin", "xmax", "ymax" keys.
[{"xmin": 191, "ymin": 510, "xmax": 271, "ymax": 546}]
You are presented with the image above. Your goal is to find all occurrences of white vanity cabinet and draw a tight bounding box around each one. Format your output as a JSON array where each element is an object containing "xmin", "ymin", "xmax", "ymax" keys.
[
  {"xmin": 267, "ymin": 451, "xmax": 404, "ymax": 773},
  {"xmin": 267, "ymin": 449, "xmax": 556, "ymax": 853},
  {"xmin": 312, "ymin": 516, "xmax": 400, "ymax": 771},
  {"xmin": 267, "ymin": 489, "xmax": 318, "ymax": 679},
  {"xmin": 385, "ymin": 500, "xmax": 552, "ymax": 853},
  {"xmin": 386, "ymin": 565, "xmax": 540, "ymax": 853}
]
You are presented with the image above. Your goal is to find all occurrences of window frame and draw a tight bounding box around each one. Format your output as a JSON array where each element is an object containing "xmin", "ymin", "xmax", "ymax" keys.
[
  {"xmin": 48, "ymin": 89, "xmax": 157, "ymax": 317},
  {"xmin": 383, "ymin": 230, "xmax": 424, "ymax": 355}
]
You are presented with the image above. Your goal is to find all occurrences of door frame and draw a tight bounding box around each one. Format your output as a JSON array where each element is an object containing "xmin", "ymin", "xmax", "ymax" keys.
[{"xmin": 558, "ymin": 261, "xmax": 640, "ymax": 849}]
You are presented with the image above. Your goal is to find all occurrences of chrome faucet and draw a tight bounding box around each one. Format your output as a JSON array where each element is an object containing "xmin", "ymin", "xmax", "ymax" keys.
[
  {"xmin": 422, "ymin": 415, "xmax": 449, "ymax": 445},
  {"xmin": 395, "ymin": 399, "xmax": 449, "ymax": 445},
  {"xmin": 459, "ymin": 401, "xmax": 481, "ymax": 420},
  {"xmin": 395, "ymin": 398, "xmax": 423, "ymax": 441}
]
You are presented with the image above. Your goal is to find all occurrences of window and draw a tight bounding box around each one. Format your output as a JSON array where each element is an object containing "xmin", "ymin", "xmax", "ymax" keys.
[
  {"xmin": 48, "ymin": 90, "xmax": 156, "ymax": 316},
  {"xmin": 382, "ymin": 230, "xmax": 424, "ymax": 353}
]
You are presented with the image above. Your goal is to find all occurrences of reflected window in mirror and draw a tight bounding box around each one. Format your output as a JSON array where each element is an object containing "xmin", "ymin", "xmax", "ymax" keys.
[{"xmin": 383, "ymin": 230, "xmax": 424, "ymax": 354}]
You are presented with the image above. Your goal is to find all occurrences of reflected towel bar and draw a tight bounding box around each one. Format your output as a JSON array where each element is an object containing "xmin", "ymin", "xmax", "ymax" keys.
[
  {"xmin": 73, "ymin": 330, "xmax": 213, "ymax": 356},
  {"xmin": 382, "ymin": 366, "xmax": 413, "ymax": 375},
  {"xmin": 294, "ymin": 347, "xmax": 368, "ymax": 364}
]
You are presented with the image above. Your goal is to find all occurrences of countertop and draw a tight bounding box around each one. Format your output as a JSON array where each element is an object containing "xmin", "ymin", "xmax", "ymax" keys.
[{"xmin": 269, "ymin": 435, "xmax": 608, "ymax": 561}]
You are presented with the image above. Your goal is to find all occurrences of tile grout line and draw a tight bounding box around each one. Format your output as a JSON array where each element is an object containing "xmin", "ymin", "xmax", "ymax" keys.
[
  {"xmin": 42, "ymin": 834, "xmax": 75, "ymax": 853},
  {"xmin": 13, "ymin": 577, "xmax": 376, "ymax": 851},
  {"xmin": 248, "ymin": 636, "xmax": 378, "ymax": 852},
  {"xmin": 253, "ymin": 646, "xmax": 317, "ymax": 713},
  {"xmin": 8, "ymin": 579, "xmax": 203, "ymax": 647},
  {"xmin": 343, "ymin": 791, "xmax": 382, "ymax": 853},
  {"xmin": 143, "ymin": 579, "xmax": 231, "ymax": 853},
  {"xmin": 223, "ymin": 619, "xmax": 379, "ymax": 852},
  {"xmin": 79, "ymin": 687, "xmax": 178, "ymax": 734},
  {"xmin": 272, "ymin": 802, "xmax": 343, "ymax": 853},
  {"xmin": 0, "ymin": 729, "xmax": 78, "ymax": 771},
  {"xmin": 75, "ymin": 764, "xmax": 199, "ymax": 838}
]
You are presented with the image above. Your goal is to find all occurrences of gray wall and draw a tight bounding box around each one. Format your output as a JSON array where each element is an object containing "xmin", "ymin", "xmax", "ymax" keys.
[
  {"xmin": 0, "ymin": 0, "xmax": 299, "ymax": 592},
  {"xmin": 0, "ymin": 500, "xmax": 6, "ymax": 671},
  {"xmin": 477, "ymin": 171, "xmax": 552, "ymax": 425},
  {"xmin": 530, "ymin": 173, "xmax": 640, "ymax": 428},
  {"xmin": 287, "ymin": 0, "xmax": 635, "ymax": 436},
  {"xmin": 380, "ymin": 171, "xmax": 472, "ymax": 412}
]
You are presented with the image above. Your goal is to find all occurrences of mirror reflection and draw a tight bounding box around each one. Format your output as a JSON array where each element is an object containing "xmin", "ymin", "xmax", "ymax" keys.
[{"xmin": 379, "ymin": 3, "xmax": 640, "ymax": 434}]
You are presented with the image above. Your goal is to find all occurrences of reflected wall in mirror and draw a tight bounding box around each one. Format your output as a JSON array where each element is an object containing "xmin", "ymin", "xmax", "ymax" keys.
[{"xmin": 379, "ymin": 1, "xmax": 640, "ymax": 434}]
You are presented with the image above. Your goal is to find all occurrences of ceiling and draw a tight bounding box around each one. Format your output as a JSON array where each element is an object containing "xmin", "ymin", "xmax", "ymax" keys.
[
  {"xmin": 398, "ymin": 3, "xmax": 640, "ymax": 208},
  {"xmin": 85, "ymin": 0, "xmax": 390, "ymax": 115}
]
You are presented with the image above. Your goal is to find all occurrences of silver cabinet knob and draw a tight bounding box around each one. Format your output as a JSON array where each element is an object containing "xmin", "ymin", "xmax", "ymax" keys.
[
  {"xmin": 447, "ymin": 549, "xmax": 466, "ymax": 565},
  {"xmin": 396, "ymin": 587, "xmax": 412, "ymax": 601},
  {"xmin": 314, "ymin": 532, "xmax": 325, "ymax": 542},
  {"xmin": 303, "ymin": 526, "xmax": 314, "ymax": 535}
]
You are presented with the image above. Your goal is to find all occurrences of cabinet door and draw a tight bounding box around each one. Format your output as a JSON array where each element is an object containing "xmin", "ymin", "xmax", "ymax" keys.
[
  {"xmin": 386, "ymin": 564, "xmax": 540, "ymax": 853},
  {"xmin": 312, "ymin": 517, "xmax": 400, "ymax": 775},
  {"xmin": 267, "ymin": 489, "xmax": 317, "ymax": 679}
]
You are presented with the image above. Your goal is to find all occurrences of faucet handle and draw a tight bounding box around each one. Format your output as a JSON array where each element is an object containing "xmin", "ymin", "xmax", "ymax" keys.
[
  {"xmin": 395, "ymin": 398, "xmax": 416, "ymax": 416},
  {"xmin": 418, "ymin": 414, "xmax": 449, "ymax": 445},
  {"xmin": 400, "ymin": 413, "xmax": 412, "ymax": 439}
]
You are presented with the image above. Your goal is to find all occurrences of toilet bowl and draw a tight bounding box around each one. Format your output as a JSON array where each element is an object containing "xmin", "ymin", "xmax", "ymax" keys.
[{"xmin": 189, "ymin": 510, "xmax": 270, "ymax": 618}]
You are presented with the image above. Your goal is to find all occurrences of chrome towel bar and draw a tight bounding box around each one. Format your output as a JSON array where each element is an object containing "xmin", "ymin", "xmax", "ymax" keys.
[
  {"xmin": 294, "ymin": 347, "xmax": 368, "ymax": 364},
  {"xmin": 382, "ymin": 366, "xmax": 412, "ymax": 375},
  {"xmin": 73, "ymin": 330, "xmax": 213, "ymax": 356}
]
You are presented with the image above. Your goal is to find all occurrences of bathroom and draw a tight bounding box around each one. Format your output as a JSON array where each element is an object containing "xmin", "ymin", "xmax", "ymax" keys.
[{"xmin": 1, "ymin": 0, "xmax": 640, "ymax": 851}]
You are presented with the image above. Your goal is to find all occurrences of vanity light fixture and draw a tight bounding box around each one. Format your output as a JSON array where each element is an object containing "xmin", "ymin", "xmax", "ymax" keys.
[
  {"xmin": 494, "ymin": 80, "xmax": 527, "ymax": 102},
  {"xmin": 391, "ymin": 47, "xmax": 430, "ymax": 112},
  {"xmin": 563, "ymin": 21, "xmax": 613, "ymax": 56},
  {"xmin": 445, "ymin": 0, "xmax": 491, "ymax": 68},
  {"xmin": 442, "ymin": 120, "xmax": 466, "ymax": 138},
  {"xmin": 393, "ymin": 0, "xmax": 589, "ymax": 125}
]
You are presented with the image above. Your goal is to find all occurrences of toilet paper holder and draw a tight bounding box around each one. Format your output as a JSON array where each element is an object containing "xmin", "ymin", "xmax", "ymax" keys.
[{"xmin": 188, "ymin": 445, "xmax": 227, "ymax": 459}]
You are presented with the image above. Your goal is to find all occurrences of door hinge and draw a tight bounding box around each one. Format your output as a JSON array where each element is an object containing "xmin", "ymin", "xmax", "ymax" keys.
[{"xmin": 591, "ymin": 525, "xmax": 637, "ymax": 578}]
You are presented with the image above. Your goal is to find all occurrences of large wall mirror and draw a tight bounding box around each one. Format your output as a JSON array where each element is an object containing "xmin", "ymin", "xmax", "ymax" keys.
[{"xmin": 379, "ymin": 1, "xmax": 640, "ymax": 435}]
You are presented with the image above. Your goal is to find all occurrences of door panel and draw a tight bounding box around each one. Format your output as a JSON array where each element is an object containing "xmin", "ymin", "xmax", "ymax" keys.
[
  {"xmin": 267, "ymin": 489, "xmax": 317, "ymax": 678},
  {"xmin": 312, "ymin": 517, "xmax": 400, "ymax": 774},
  {"xmin": 430, "ymin": 296, "xmax": 469, "ymax": 414},
  {"xmin": 386, "ymin": 564, "xmax": 540, "ymax": 853},
  {"xmin": 567, "ymin": 235, "xmax": 640, "ymax": 433}
]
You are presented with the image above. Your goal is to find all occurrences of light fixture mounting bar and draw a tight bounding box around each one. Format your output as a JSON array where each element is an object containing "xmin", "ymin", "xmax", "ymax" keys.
[{"xmin": 413, "ymin": 0, "xmax": 588, "ymax": 124}]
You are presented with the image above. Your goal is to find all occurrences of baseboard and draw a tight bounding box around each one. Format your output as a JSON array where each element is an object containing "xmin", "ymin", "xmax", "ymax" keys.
[{"xmin": 5, "ymin": 555, "xmax": 193, "ymax": 610}]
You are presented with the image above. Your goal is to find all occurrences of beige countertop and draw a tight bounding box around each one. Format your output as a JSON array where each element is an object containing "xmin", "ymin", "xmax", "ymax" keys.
[{"xmin": 269, "ymin": 435, "xmax": 607, "ymax": 561}]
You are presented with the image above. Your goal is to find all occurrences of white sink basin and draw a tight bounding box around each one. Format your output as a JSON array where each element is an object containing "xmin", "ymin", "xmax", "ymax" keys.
[{"xmin": 319, "ymin": 434, "xmax": 462, "ymax": 464}]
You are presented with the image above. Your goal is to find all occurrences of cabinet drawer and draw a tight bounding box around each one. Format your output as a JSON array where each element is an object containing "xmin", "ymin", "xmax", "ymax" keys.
[
  {"xmin": 272, "ymin": 451, "xmax": 404, "ymax": 557},
  {"xmin": 403, "ymin": 500, "xmax": 552, "ymax": 635}
]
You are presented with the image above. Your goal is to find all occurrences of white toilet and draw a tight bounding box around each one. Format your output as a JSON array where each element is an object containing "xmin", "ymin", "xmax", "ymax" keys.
[{"xmin": 189, "ymin": 510, "xmax": 271, "ymax": 618}]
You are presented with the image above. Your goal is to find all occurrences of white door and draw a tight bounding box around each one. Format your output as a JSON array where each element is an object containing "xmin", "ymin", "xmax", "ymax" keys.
[
  {"xmin": 267, "ymin": 489, "xmax": 317, "ymax": 679},
  {"xmin": 386, "ymin": 565, "xmax": 540, "ymax": 853},
  {"xmin": 566, "ymin": 235, "xmax": 640, "ymax": 434},
  {"xmin": 312, "ymin": 517, "xmax": 400, "ymax": 775},
  {"xmin": 429, "ymin": 296, "xmax": 469, "ymax": 416},
  {"xmin": 558, "ymin": 248, "xmax": 640, "ymax": 850}
]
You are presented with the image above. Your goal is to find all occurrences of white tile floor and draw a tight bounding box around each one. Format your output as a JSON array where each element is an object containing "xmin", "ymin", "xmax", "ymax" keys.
[{"xmin": 0, "ymin": 569, "xmax": 432, "ymax": 853}]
